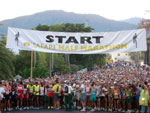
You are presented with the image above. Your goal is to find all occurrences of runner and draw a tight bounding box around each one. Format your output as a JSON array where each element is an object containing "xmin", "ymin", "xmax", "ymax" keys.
[
  {"xmin": 47, "ymin": 82, "xmax": 53, "ymax": 109},
  {"xmin": 40, "ymin": 82, "xmax": 44, "ymax": 108},
  {"xmin": 44, "ymin": 84, "xmax": 49, "ymax": 109},
  {"xmin": 108, "ymin": 85, "xmax": 113, "ymax": 112},
  {"xmin": 23, "ymin": 84, "xmax": 29, "ymax": 110},
  {"xmin": 33, "ymin": 82, "xmax": 40, "ymax": 109},
  {"xmin": 113, "ymin": 84, "xmax": 120, "ymax": 112},
  {"xmin": 0, "ymin": 81, "xmax": 5, "ymax": 113},
  {"xmin": 80, "ymin": 81, "xmax": 87, "ymax": 112},
  {"xmin": 122, "ymin": 86, "xmax": 126, "ymax": 112},
  {"xmin": 17, "ymin": 81, "xmax": 23, "ymax": 110},
  {"xmin": 10, "ymin": 84, "xmax": 16, "ymax": 111},
  {"xmin": 104, "ymin": 84, "xmax": 108, "ymax": 111},
  {"xmin": 85, "ymin": 81, "xmax": 91, "ymax": 110},
  {"xmin": 27, "ymin": 82, "xmax": 34, "ymax": 109},
  {"xmin": 90, "ymin": 82, "xmax": 96, "ymax": 111},
  {"xmin": 52, "ymin": 79, "xmax": 61, "ymax": 110},
  {"xmin": 100, "ymin": 84, "xmax": 105, "ymax": 111},
  {"xmin": 4, "ymin": 82, "xmax": 11, "ymax": 111},
  {"xmin": 64, "ymin": 81, "xmax": 73, "ymax": 111}
]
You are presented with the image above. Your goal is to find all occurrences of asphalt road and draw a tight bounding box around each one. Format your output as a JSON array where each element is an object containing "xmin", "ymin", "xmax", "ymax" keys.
[{"xmin": 3, "ymin": 109, "xmax": 123, "ymax": 113}]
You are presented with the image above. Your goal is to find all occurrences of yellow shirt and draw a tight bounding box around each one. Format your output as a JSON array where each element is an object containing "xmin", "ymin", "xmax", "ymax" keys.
[
  {"xmin": 27, "ymin": 85, "xmax": 34, "ymax": 93},
  {"xmin": 33, "ymin": 85, "xmax": 40, "ymax": 95},
  {"xmin": 52, "ymin": 84, "xmax": 61, "ymax": 93}
]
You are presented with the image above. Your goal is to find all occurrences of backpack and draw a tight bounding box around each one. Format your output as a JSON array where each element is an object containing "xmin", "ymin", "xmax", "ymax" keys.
[
  {"xmin": 56, "ymin": 85, "xmax": 59, "ymax": 93},
  {"xmin": 65, "ymin": 86, "xmax": 69, "ymax": 94}
]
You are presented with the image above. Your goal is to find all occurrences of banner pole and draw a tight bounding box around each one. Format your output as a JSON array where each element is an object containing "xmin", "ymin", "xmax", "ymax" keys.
[
  {"xmin": 145, "ymin": 66, "xmax": 147, "ymax": 81},
  {"xmin": 30, "ymin": 51, "xmax": 33, "ymax": 80}
]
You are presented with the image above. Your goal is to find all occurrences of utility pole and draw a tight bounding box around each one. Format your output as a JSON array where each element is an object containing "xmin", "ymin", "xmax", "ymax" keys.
[
  {"xmin": 33, "ymin": 51, "xmax": 36, "ymax": 67},
  {"xmin": 49, "ymin": 53, "xmax": 54, "ymax": 76},
  {"xmin": 85, "ymin": 18, "xmax": 88, "ymax": 27}
]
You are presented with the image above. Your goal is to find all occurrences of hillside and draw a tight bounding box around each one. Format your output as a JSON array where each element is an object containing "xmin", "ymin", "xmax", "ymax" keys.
[
  {"xmin": 0, "ymin": 10, "xmax": 137, "ymax": 35},
  {"xmin": 122, "ymin": 17, "xmax": 142, "ymax": 25}
]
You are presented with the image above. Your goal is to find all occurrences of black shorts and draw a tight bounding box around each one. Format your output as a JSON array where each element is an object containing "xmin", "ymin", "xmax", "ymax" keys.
[
  {"xmin": 4, "ymin": 94, "xmax": 10, "ymax": 100},
  {"xmin": 105, "ymin": 95, "xmax": 108, "ymax": 99},
  {"xmin": 29, "ymin": 93, "xmax": 33, "ymax": 98},
  {"xmin": 100, "ymin": 96, "xmax": 104, "ymax": 100},
  {"xmin": 0, "ymin": 98, "xmax": 4, "ymax": 103},
  {"xmin": 96, "ymin": 96, "xmax": 100, "ymax": 100},
  {"xmin": 114, "ymin": 99, "xmax": 119, "ymax": 102},
  {"xmin": 11, "ymin": 95, "xmax": 16, "ymax": 100},
  {"xmin": 34, "ymin": 95, "xmax": 39, "ymax": 98},
  {"xmin": 11, "ymin": 96, "xmax": 16, "ymax": 102},
  {"xmin": 40, "ymin": 95, "xmax": 44, "ymax": 98}
]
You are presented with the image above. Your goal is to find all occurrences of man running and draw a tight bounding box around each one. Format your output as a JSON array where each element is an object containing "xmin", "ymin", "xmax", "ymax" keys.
[
  {"xmin": 52, "ymin": 79, "xmax": 61, "ymax": 110},
  {"xmin": 17, "ymin": 81, "xmax": 23, "ymax": 110}
]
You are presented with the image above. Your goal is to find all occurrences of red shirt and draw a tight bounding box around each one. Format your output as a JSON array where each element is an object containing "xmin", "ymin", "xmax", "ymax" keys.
[{"xmin": 18, "ymin": 85, "xmax": 23, "ymax": 94}]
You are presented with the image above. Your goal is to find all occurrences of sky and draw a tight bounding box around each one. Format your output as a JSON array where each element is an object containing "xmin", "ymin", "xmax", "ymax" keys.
[{"xmin": 0, "ymin": 0, "xmax": 150, "ymax": 21}]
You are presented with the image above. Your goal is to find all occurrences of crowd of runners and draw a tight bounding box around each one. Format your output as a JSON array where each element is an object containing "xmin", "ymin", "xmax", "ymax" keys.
[{"xmin": 0, "ymin": 61, "xmax": 150, "ymax": 113}]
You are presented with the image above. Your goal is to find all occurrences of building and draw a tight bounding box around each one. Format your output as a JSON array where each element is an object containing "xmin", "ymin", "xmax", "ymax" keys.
[{"xmin": 111, "ymin": 52, "xmax": 131, "ymax": 62}]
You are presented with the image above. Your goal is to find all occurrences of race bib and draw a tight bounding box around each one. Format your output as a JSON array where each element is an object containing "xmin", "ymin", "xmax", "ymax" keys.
[
  {"xmin": 12, "ymin": 92, "xmax": 15, "ymax": 95},
  {"xmin": 24, "ymin": 91, "xmax": 26, "ymax": 94},
  {"xmin": 115, "ymin": 93, "xmax": 118, "ymax": 95},
  {"xmin": 6, "ymin": 91, "xmax": 9, "ymax": 94},
  {"xmin": 30, "ymin": 89, "xmax": 33, "ymax": 93},
  {"xmin": 35, "ymin": 89, "xmax": 38, "ymax": 92},
  {"xmin": 142, "ymin": 98, "xmax": 145, "ymax": 101}
]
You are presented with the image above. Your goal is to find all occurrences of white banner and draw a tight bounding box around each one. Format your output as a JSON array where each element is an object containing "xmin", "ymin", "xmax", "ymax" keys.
[{"xmin": 6, "ymin": 27, "xmax": 147, "ymax": 54}]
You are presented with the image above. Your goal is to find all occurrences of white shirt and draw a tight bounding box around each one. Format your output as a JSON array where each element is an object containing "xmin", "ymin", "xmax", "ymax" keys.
[
  {"xmin": 68, "ymin": 85, "xmax": 73, "ymax": 94},
  {"xmin": 0, "ymin": 87, "xmax": 5, "ymax": 99},
  {"xmin": 80, "ymin": 84, "xmax": 85, "ymax": 93},
  {"xmin": 40, "ymin": 87, "xmax": 44, "ymax": 95},
  {"xmin": 64, "ymin": 85, "xmax": 73, "ymax": 94}
]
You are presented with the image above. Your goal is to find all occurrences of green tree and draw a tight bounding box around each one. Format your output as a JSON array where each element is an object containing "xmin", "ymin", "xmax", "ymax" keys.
[
  {"xmin": 15, "ymin": 51, "xmax": 31, "ymax": 75},
  {"xmin": 36, "ymin": 52, "xmax": 48, "ymax": 67},
  {"xmin": 53, "ymin": 54, "xmax": 71, "ymax": 73},
  {"xmin": 35, "ymin": 24, "xmax": 50, "ymax": 31},
  {"xmin": 18, "ymin": 66, "xmax": 49, "ymax": 78},
  {"xmin": 0, "ymin": 36, "xmax": 15, "ymax": 79},
  {"xmin": 49, "ymin": 23, "xmax": 93, "ymax": 32}
]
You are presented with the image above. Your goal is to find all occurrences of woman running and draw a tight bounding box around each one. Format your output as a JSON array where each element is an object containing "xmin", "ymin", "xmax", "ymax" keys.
[
  {"xmin": 90, "ymin": 82, "xmax": 96, "ymax": 111},
  {"xmin": 10, "ymin": 83, "xmax": 16, "ymax": 111},
  {"xmin": 4, "ymin": 82, "xmax": 11, "ymax": 111},
  {"xmin": 40, "ymin": 82, "xmax": 44, "ymax": 108},
  {"xmin": 23, "ymin": 84, "xmax": 29, "ymax": 110},
  {"xmin": 113, "ymin": 85, "xmax": 120, "ymax": 112},
  {"xmin": 122, "ymin": 86, "xmax": 126, "ymax": 112},
  {"xmin": 85, "ymin": 82, "xmax": 91, "ymax": 110},
  {"xmin": 48, "ymin": 83, "xmax": 53, "ymax": 109},
  {"xmin": 108, "ymin": 85, "xmax": 114, "ymax": 112}
]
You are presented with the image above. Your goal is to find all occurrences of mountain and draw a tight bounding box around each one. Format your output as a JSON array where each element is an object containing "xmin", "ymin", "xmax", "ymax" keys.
[
  {"xmin": 122, "ymin": 17, "xmax": 142, "ymax": 25},
  {"xmin": 0, "ymin": 10, "xmax": 137, "ymax": 35}
]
